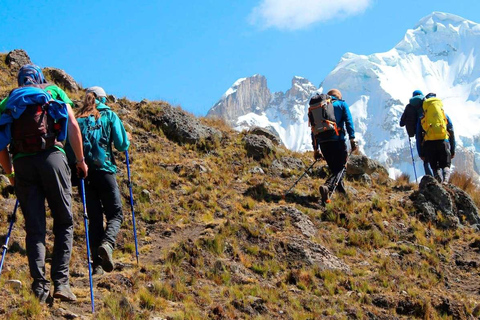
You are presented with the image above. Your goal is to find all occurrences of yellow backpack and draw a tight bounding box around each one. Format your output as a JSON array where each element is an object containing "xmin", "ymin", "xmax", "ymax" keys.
[{"xmin": 421, "ymin": 97, "xmax": 449, "ymax": 141}]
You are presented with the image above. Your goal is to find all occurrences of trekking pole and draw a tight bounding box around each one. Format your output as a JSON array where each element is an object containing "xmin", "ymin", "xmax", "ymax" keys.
[
  {"xmin": 0, "ymin": 200, "xmax": 19, "ymax": 276},
  {"xmin": 408, "ymin": 137, "xmax": 418, "ymax": 183},
  {"xmin": 79, "ymin": 178, "xmax": 95, "ymax": 313},
  {"xmin": 125, "ymin": 150, "xmax": 139, "ymax": 265},
  {"xmin": 283, "ymin": 159, "xmax": 319, "ymax": 199}
]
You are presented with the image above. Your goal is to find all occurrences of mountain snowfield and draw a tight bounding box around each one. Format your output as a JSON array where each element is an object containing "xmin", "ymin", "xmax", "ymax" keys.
[{"xmin": 208, "ymin": 12, "xmax": 480, "ymax": 180}]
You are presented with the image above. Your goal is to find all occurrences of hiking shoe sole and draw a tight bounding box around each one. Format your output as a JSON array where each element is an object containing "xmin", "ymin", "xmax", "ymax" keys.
[
  {"xmin": 98, "ymin": 244, "xmax": 114, "ymax": 273},
  {"xmin": 53, "ymin": 286, "xmax": 77, "ymax": 302}
]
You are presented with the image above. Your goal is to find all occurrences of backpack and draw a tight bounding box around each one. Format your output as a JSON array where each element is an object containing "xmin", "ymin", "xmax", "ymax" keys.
[
  {"xmin": 79, "ymin": 113, "xmax": 110, "ymax": 168},
  {"xmin": 421, "ymin": 97, "xmax": 448, "ymax": 141},
  {"xmin": 308, "ymin": 94, "xmax": 339, "ymax": 138},
  {"xmin": 6, "ymin": 86, "xmax": 65, "ymax": 155}
]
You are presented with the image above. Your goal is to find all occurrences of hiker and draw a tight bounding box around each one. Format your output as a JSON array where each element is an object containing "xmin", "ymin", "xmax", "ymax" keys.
[
  {"xmin": 72, "ymin": 86, "xmax": 130, "ymax": 275},
  {"xmin": 416, "ymin": 93, "xmax": 455, "ymax": 184},
  {"xmin": 309, "ymin": 89, "xmax": 357, "ymax": 204},
  {"xmin": 0, "ymin": 64, "xmax": 87, "ymax": 302},
  {"xmin": 400, "ymin": 90, "xmax": 433, "ymax": 176}
]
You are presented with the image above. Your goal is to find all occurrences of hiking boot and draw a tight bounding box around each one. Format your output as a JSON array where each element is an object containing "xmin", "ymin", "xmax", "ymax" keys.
[
  {"xmin": 32, "ymin": 282, "xmax": 51, "ymax": 304},
  {"xmin": 53, "ymin": 284, "xmax": 77, "ymax": 302},
  {"xmin": 92, "ymin": 264, "xmax": 105, "ymax": 276},
  {"xmin": 319, "ymin": 185, "xmax": 330, "ymax": 204},
  {"xmin": 98, "ymin": 242, "xmax": 114, "ymax": 273}
]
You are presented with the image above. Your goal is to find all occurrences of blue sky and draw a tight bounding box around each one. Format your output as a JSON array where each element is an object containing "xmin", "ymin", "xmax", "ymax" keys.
[{"xmin": 1, "ymin": 0, "xmax": 480, "ymax": 116}]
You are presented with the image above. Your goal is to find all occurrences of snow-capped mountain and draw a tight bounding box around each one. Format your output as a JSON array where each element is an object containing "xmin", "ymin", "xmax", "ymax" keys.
[{"xmin": 208, "ymin": 12, "xmax": 480, "ymax": 180}]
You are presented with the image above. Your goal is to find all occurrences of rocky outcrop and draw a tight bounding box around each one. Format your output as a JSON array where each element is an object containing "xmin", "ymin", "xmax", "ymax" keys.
[
  {"xmin": 144, "ymin": 103, "xmax": 222, "ymax": 147},
  {"xmin": 347, "ymin": 154, "xmax": 388, "ymax": 176},
  {"xmin": 43, "ymin": 67, "xmax": 80, "ymax": 92},
  {"xmin": 277, "ymin": 236, "xmax": 350, "ymax": 273},
  {"xmin": 243, "ymin": 134, "xmax": 275, "ymax": 160},
  {"xmin": 6, "ymin": 49, "xmax": 32, "ymax": 70},
  {"xmin": 271, "ymin": 206, "xmax": 316, "ymax": 238},
  {"xmin": 207, "ymin": 75, "xmax": 272, "ymax": 123},
  {"xmin": 248, "ymin": 126, "xmax": 282, "ymax": 145},
  {"xmin": 410, "ymin": 175, "xmax": 480, "ymax": 229}
]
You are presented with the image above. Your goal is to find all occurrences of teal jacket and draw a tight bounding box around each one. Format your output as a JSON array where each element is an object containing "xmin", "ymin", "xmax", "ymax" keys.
[{"xmin": 76, "ymin": 103, "xmax": 130, "ymax": 174}]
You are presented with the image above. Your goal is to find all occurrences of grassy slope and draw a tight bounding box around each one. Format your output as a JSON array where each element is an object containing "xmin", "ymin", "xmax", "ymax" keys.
[{"xmin": 0, "ymin": 53, "xmax": 479, "ymax": 319}]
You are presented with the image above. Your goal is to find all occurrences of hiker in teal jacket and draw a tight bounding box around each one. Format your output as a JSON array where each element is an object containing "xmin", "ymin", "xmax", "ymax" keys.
[{"xmin": 74, "ymin": 86, "xmax": 130, "ymax": 275}]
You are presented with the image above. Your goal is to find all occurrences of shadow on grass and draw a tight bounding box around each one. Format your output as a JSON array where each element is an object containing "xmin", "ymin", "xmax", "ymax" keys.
[{"xmin": 244, "ymin": 183, "xmax": 321, "ymax": 209}]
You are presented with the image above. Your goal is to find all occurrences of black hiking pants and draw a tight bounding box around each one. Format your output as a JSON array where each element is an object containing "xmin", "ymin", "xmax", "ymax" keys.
[
  {"xmin": 84, "ymin": 170, "xmax": 124, "ymax": 266},
  {"xmin": 319, "ymin": 140, "xmax": 348, "ymax": 193},
  {"xmin": 13, "ymin": 148, "xmax": 73, "ymax": 292},
  {"xmin": 424, "ymin": 140, "xmax": 452, "ymax": 183}
]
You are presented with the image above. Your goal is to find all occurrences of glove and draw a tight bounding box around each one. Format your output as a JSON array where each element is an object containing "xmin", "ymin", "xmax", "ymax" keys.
[
  {"xmin": 314, "ymin": 149, "xmax": 323, "ymax": 160},
  {"xmin": 350, "ymin": 139, "xmax": 358, "ymax": 153}
]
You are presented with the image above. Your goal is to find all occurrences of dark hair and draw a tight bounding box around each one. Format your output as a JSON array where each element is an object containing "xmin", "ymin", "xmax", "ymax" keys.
[{"xmin": 76, "ymin": 92, "xmax": 100, "ymax": 119}]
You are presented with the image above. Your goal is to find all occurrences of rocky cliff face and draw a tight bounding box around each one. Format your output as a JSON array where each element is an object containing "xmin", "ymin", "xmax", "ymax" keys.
[{"xmin": 207, "ymin": 74, "xmax": 271, "ymax": 123}]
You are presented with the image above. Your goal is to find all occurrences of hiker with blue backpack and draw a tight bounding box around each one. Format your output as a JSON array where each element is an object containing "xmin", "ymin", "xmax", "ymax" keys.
[
  {"xmin": 309, "ymin": 89, "xmax": 357, "ymax": 204},
  {"xmin": 400, "ymin": 90, "xmax": 433, "ymax": 178},
  {"xmin": 0, "ymin": 64, "xmax": 87, "ymax": 302},
  {"xmin": 71, "ymin": 86, "xmax": 130, "ymax": 276},
  {"xmin": 416, "ymin": 93, "xmax": 455, "ymax": 184}
]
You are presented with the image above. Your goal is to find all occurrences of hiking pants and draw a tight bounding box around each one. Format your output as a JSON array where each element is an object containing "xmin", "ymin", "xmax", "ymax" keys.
[
  {"xmin": 84, "ymin": 170, "xmax": 124, "ymax": 265},
  {"xmin": 13, "ymin": 148, "xmax": 73, "ymax": 290},
  {"xmin": 424, "ymin": 140, "xmax": 451, "ymax": 183},
  {"xmin": 423, "ymin": 161, "xmax": 433, "ymax": 176},
  {"xmin": 319, "ymin": 140, "xmax": 348, "ymax": 193}
]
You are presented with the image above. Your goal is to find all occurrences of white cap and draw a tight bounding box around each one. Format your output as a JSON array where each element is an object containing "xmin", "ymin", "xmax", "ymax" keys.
[{"xmin": 86, "ymin": 86, "xmax": 107, "ymax": 98}]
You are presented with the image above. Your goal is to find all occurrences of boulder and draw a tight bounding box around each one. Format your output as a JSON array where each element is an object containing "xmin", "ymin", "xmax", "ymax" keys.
[
  {"xmin": 277, "ymin": 236, "xmax": 350, "ymax": 273},
  {"xmin": 6, "ymin": 49, "xmax": 32, "ymax": 70},
  {"xmin": 147, "ymin": 104, "xmax": 222, "ymax": 147},
  {"xmin": 243, "ymin": 134, "xmax": 275, "ymax": 160},
  {"xmin": 43, "ymin": 67, "xmax": 80, "ymax": 92},
  {"xmin": 248, "ymin": 126, "xmax": 282, "ymax": 145},
  {"xmin": 410, "ymin": 175, "xmax": 480, "ymax": 229},
  {"xmin": 347, "ymin": 154, "xmax": 388, "ymax": 176}
]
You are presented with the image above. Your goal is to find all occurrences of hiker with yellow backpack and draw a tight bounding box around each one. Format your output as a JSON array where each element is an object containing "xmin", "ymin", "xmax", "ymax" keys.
[{"xmin": 416, "ymin": 93, "xmax": 455, "ymax": 184}]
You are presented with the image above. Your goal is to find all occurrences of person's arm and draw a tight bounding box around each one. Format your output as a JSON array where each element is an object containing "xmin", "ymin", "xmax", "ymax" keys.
[
  {"xmin": 343, "ymin": 101, "xmax": 355, "ymax": 140},
  {"xmin": 0, "ymin": 148, "xmax": 14, "ymax": 185},
  {"xmin": 66, "ymin": 104, "xmax": 88, "ymax": 177},
  {"xmin": 110, "ymin": 112, "xmax": 130, "ymax": 152},
  {"xmin": 399, "ymin": 105, "xmax": 408, "ymax": 127},
  {"xmin": 446, "ymin": 115, "xmax": 455, "ymax": 158},
  {"xmin": 416, "ymin": 118, "xmax": 425, "ymax": 159}
]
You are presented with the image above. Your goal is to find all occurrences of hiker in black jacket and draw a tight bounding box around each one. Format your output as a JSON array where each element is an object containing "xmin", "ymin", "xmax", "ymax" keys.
[{"xmin": 399, "ymin": 90, "xmax": 433, "ymax": 176}]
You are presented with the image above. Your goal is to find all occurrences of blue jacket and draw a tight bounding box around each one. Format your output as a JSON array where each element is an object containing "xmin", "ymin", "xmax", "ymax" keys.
[
  {"xmin": 0, "ymin": 87, "xmax": 68, "ymax": 151},
  {"xmin": 416, "ymin": 114, "xmax": 455, "ymax": 157},
  {"xmin": 312, "ymin": 96, "xmax": 355, "ymax": 147}
]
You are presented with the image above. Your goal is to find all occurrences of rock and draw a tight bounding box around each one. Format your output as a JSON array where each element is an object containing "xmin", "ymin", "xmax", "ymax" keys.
[
  {"xmin": 145, "ymin": 104, "xmax": 222, "ymax": 147},
  {"xmin": 410, "ymin": 175, "xmax": 480, "ymax": 229},
  {"xmin": 243, "ymin": 134, "xmax": 275, "ymax": 160},
  {"xmin": 6, "ymin": 49, "xmax": 32, "ymax": 70},
  {"xmin": 448, "ymin": 184, "xmax": 480, "ymax": 225},
  {"xmin": 141, "ymin": 189, "xmax": 151, "ymax": 202},
  {"xmin": 271, "ymin": 206, "xmax": 316, "ymax": 237},
  {"xmin": 6, "ymin": 280, "xmax": 22, "ymax": 292},
  {"xmin": 270, "ymin": 156, "xmax": 307, "ymax": 176},
  {"xmin": 43, "ymin": 67, "xmax": 80, "ymax": 92},
  {"xmin": 248, "ymin": 127, "xmax": 282, "ymax": 145},
  {"xmin": 347, "ymin": 154, "xmax": 388, "ymax": 176},
  {"xmin": 277, "ymin": 236, "xmax": 350, "ymax": 273},
  {"xmin": 55, "ymin": 308, "xmax": 79, "ymax": 319},
  {"xmin": 359, "ymin": 173, "xmax": 372, "ymax": 186},
  {"xmin": 249, "ymin": 166, "xmax": 265, "ymax": 174}
]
